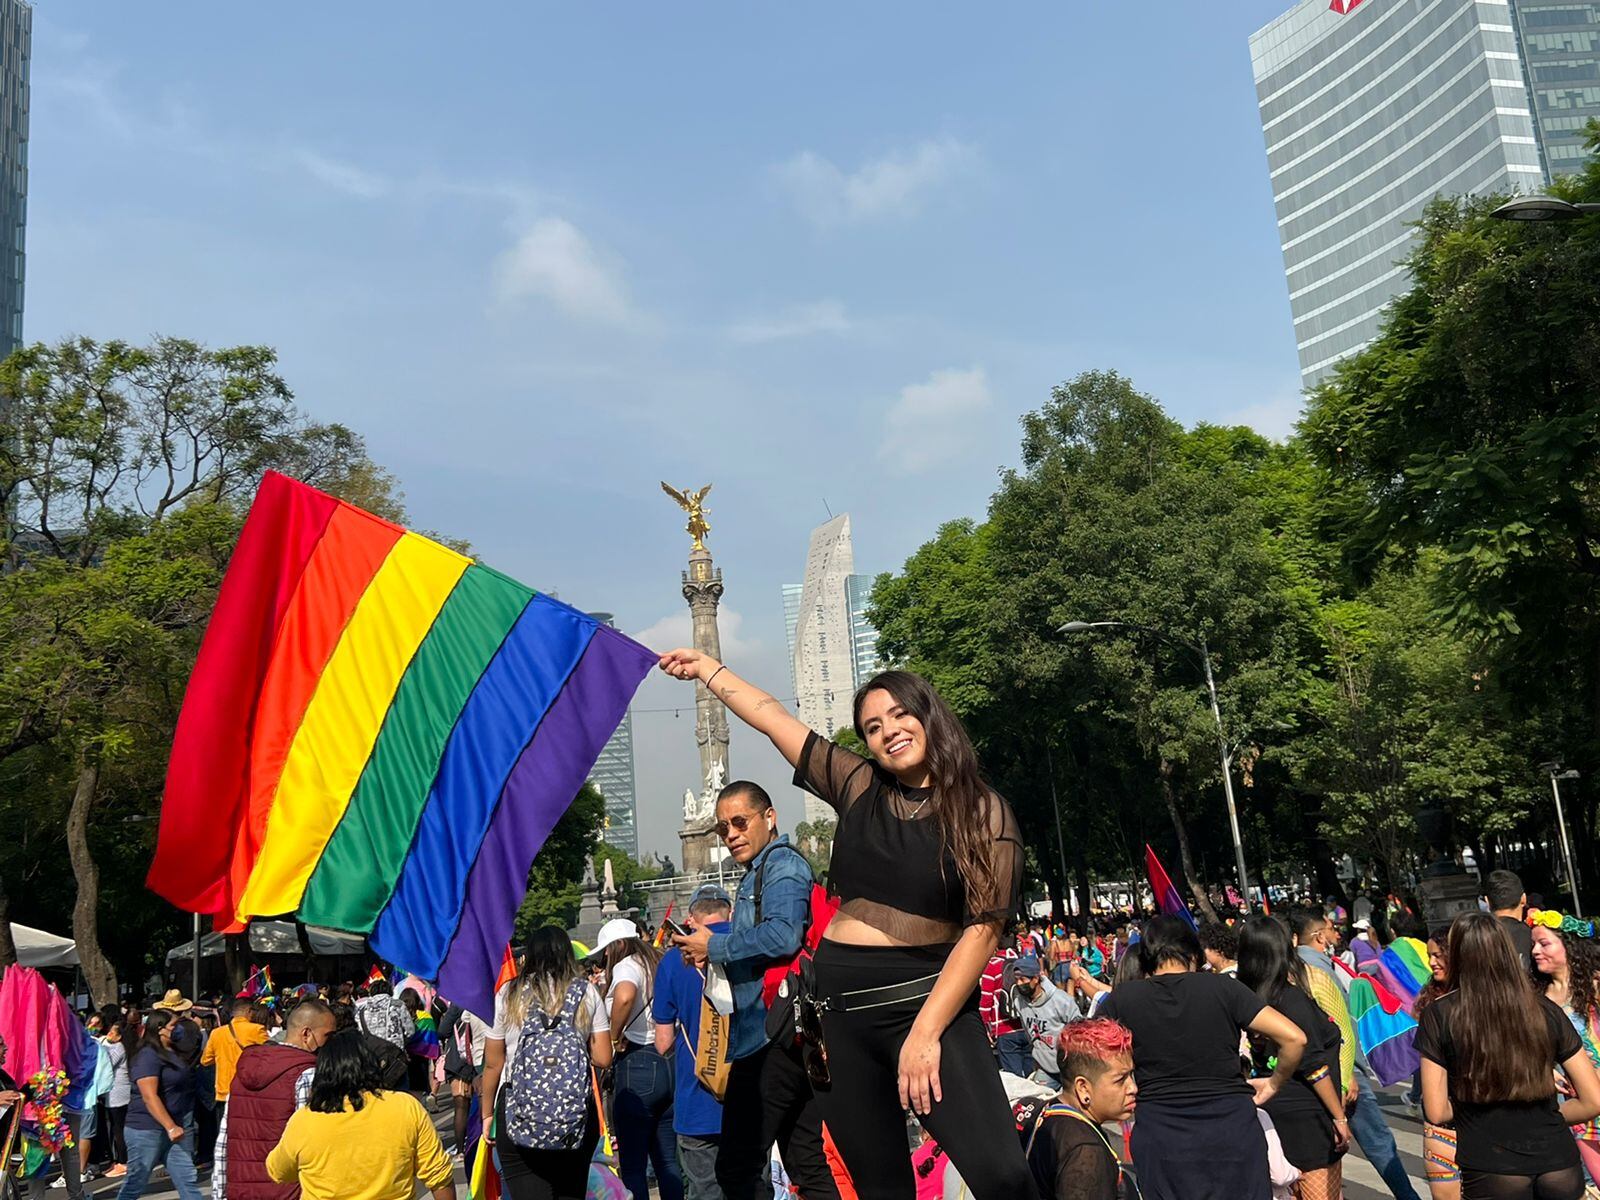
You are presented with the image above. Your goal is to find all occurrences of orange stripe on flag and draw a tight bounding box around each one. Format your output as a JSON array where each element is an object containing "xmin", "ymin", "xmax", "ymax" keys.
[{"xmin": 222, "ymin": 504, "xmax": 404, "ymax": 921}]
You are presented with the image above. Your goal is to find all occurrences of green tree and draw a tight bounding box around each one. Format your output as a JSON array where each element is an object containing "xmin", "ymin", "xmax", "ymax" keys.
[
  {"xmin": 0, "ymin": 336, "xmax": 410, "ymax": 1000},
  {"xmin": 1300, "ymin": 136, "xmax": 1600, "ymax": 882}
]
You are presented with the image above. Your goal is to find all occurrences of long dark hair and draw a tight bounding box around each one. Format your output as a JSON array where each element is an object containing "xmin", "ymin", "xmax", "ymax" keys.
[
  {"xmin": 135, "ymin": 1010, "xmax": 178, "ymax": 1063},
  {"xmin": 602, "ymin": 932, "xmax": 660, "ymax": 993},
  {"xmin": 1532, "ymin": 926, "xmax": 1600, "ymax": 1023},
  {"xmin": 1237, "ymin": 915, "xmax": 1309, "ymax": 1008},
  {"xmin": 853, "ymin": 670, "xmax": 999, "ymax": 917},
  {"xmin": 504, "ymin": 926, "xmax": 595, "ymax": 1036},
  {"xmin": 308, "ymin": 1029, "xmax": 385, "ymax": 1113},
  {"xmin": 1446, "ymin": 912, "xmax": 1552, "ymax": 1104}
]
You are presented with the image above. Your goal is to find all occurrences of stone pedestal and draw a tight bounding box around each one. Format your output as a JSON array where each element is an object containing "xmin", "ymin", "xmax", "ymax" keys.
[{"xmin": 680, "ymin": 816, "xmax": 719, "ymax": 875}]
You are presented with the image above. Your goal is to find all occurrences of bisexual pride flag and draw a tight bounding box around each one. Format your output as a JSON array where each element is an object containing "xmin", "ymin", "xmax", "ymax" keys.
[
  {"xmin": 147, "ymin": 472, "xmax": 654, "ymax": 1019},
  {"xmin": 1145, "ymin": 844, "xmax": 1197, "ymax": 930}
]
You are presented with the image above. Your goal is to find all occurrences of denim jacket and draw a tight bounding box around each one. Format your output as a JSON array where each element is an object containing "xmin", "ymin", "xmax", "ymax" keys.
[{"xmin": 706, "ymin": 835, "xmax": 813, "ymax": 1060}]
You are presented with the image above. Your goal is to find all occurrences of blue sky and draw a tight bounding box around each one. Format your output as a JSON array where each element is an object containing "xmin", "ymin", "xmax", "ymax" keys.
[{"xmin": 28, "ymin": 1, "xmax": 1308, "ymax": 860}]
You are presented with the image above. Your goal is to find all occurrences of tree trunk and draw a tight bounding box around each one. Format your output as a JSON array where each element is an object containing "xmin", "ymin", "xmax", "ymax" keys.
[
  {"xmin": 0, "ymin": 869, "xmax": 16, "ymax": 967},
  {"xmin": 65, "ymin": 759, "xmax": 119, "ymax": 1006},
  {"xmin": 1160, "ymin": 759, "xmax": 1220, "ymax": 924},
  {"xmin": 295, "ymin": 918, "xmax": 318, "ymax": 984},
  {"xmin": 224, "ymin": 930, "xmax": 246, "ymax": 995}
]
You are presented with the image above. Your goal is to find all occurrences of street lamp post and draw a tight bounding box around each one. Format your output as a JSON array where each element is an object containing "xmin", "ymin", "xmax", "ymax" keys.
[
  {"xmin": 1543, "ymin": 763, "xmax": 1583, "ymax": 917},
  {"xmin": 1061, "ymin": 619, "xmax": 1252, "ymax": 912},
  {"xmin": 1490, "ymin": 196, "xmax": 1600, "ymax": 222}
]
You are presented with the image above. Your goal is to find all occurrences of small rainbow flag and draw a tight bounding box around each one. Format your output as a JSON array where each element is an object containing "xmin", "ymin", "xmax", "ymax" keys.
[
  {"xmin": 147, "ymin": 472, "xmax": 655, "ymax": 1018},
  {"xmin": 1145, "ymin": 844, "xmax": 1197, "ymax": 931}
]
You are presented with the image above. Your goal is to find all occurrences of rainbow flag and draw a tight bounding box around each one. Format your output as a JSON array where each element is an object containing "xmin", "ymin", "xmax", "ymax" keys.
[
  {"xmin": 147, "ymin": 472, "xmax": 655, "ymax": 1019},
  {"xmin": 1145, "ymin": 844, "xmax": 1197, "ymax": 930},
  {"xmin": 1374, "ymin": 937, "xmax": 1430, "ymax": 1013},
  {"xmin": 1332, "ymin": 957, "xmax": 1421, "ymax": 1086}
]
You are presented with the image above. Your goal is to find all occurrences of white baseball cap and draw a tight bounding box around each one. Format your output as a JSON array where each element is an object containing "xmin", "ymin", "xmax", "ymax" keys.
[{"xmin": 590, "ymin": 918, "xmax": 641, "ymax": 957}]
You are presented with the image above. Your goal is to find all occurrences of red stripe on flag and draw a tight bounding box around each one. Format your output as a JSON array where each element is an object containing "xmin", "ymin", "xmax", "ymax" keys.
[{"xmin": 148, "ymin": 473, "xmax": 339, "ymax": 914}]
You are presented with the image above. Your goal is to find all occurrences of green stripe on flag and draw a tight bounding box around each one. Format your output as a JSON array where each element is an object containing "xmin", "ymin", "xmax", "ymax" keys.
[{"xmin": 298, "ymin": 565, "xmax": 533, "ymax": 931}]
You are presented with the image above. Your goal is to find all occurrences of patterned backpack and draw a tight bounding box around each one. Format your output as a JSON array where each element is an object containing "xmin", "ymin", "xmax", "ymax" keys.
[{"xmin": 503, "ymin": 977, "xmax": 591, "ymax": 1151}]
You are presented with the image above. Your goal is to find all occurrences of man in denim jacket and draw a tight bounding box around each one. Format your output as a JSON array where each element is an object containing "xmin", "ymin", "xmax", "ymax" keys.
[{"xmin": 673, "ymin": 781, "xmax": 839, "ymax": 1200}]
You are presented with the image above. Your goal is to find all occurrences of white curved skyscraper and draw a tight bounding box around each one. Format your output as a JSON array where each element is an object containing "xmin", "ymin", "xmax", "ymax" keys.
[{"xmin": 783, "ymin": 514, "xmax": 881, "ymax": 823}]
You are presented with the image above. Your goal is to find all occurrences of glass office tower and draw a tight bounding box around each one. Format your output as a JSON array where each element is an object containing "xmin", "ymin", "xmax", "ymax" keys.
[
  {"xmin": 0, "ymin": 1, "xmax": 27, "ymax": 362},
  {"xmin": 1251, "ymin": 0, "xmax": 1554, "ymax": 388}
]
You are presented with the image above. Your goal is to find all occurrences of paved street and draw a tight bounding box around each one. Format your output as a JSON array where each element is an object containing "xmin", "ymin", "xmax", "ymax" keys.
[
  {"xmin": 43, "ymin": 1082, "xmax": 1432, "ymax": 1200},
  {"xmin": 1339, "ymin": 1083, "xmax": 1432, "ymax": 1200}
]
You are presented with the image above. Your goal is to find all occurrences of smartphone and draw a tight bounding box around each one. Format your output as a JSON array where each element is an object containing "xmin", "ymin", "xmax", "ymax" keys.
[{"xmin": 662, "ymin": 917, "xmax": 689, "ymax": 939}]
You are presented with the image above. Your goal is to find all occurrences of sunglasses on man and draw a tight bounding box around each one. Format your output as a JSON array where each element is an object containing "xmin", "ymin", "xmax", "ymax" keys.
[{"xmin": 714, "ymin": 813, "xmax": 765, "ymax": 839}]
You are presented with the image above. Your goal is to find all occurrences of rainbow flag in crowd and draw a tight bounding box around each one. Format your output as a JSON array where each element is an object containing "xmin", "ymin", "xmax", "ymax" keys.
[
  {"xmin": 1374, "ymin": 937, "xmax": 1431, "ymax": 1013},
  {"xmin": 147, "ymin": 472, "xmax": 655, "ymax": 1018},
  {"xmin": 1145, "ymin": 844, "xmax": 1197, "ymax": 930},
  {"xmin": 1332, "ymin": 957, "xmax": 1422, "ymax": 1086},
  {"xmin": 237, "ymin": 964, "xmax": 274, "ymax": 998}
]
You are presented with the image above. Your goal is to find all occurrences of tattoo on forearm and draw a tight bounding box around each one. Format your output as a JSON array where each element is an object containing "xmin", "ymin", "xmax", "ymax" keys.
[
  {"xmin": 715, "ymin": 685, "xmax": 737, "ymax": 702},
  {"xmin": 753, "ymin": 697, "xmax": 778, "ymax": 712}
]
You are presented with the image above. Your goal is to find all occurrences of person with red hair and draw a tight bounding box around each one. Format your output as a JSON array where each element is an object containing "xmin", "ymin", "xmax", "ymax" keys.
[{"xmin": 1025, "ymin": 1018, "xmax": 1138, "ymax": 1200}]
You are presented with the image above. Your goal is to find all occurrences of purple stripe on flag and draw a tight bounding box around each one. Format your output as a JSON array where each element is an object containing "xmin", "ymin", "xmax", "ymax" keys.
[
  {"xmin": 437, "ymin": 626, "xmax": 655, "ymax": 1019},
  {"xmin": 1362, "ymin": 1026, "xmax": 1421, "ymax": 1088}
]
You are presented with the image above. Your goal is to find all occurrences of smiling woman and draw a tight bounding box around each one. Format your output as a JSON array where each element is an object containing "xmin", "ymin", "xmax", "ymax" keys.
[{"xmin": 657, "ymin": 647, "xmax": 1032, "ymax": 1200}]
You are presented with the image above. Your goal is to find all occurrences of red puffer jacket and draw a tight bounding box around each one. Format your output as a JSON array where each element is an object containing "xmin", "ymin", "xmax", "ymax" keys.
[{"xmin": 225, "ymin": 1043, "xmax": 316, "ymax": 1200}]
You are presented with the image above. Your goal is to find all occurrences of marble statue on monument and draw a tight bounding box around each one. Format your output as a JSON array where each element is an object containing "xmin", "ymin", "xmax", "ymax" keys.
[{"xmin": 664, "ymin": 481, "xmax": 730, "ymax": 875}]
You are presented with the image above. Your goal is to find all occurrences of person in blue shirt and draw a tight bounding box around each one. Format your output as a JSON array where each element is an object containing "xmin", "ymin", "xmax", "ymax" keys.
[
  {"xmin": 654, "ymin": 884, "xmax": 748, "ymax": 1200},
  {"xmin": 670, "ymin": 781, "xmax": 837, "ymax": 1200}
]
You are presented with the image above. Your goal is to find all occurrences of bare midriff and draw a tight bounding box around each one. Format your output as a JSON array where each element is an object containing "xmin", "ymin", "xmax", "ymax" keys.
[{"xmin": 821, "ymin": 902, "xmax": 962, "ymax": 948}]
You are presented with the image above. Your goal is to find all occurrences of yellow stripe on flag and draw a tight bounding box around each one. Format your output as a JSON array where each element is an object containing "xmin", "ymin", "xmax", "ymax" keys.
[{"xmin": 238, "ymin": 532, "xmax": 470, "ymax": 920}]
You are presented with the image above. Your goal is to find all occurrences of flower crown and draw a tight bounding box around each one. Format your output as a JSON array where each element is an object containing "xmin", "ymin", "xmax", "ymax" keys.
[{"xmin": 1526, "ymin": 908, "xmax": 1596, "ymax": 939}]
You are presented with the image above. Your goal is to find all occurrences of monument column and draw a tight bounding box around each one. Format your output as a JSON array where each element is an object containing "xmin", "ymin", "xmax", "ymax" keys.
[
  {"xmin": 684, "ymin": 545, "xmax": 730, "ymax": 802},
  {"xmin": 663, "ymin": 483, "xmax": 728, "ymax": 874}
]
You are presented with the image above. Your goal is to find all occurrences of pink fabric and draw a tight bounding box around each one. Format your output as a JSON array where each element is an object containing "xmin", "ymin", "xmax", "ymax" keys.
[{"xmin": 0, "ymin": 967, "xmax": 94, "ymax": 1108}]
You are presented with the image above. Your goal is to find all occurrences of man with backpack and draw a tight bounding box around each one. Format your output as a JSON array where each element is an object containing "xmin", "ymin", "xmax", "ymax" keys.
[{"xmin": 672, "ymin": 781, "xmax": 839, "ymax": 1200}]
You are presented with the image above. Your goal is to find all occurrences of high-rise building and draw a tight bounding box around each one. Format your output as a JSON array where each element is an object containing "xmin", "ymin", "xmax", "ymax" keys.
[
  {"xmin": 1512, "ymin": 1, "xmax": 1600, "ymax": 176},
  {"xmin": 0, "ymin": 1, "xmax": 27, "ymax": 363},
  {"xmin": 1250, "ymin": 0, "xmax": 1593, "ymax": 390},
  {"xmin": 783, "ymin": 515, "xmax": 881, "ymax": 824},
  {"xmin": 586, "ymin": 612, "xmax": 639, "ymax": 858}
]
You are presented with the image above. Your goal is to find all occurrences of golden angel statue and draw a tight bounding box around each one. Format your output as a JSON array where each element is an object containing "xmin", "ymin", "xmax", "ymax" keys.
[{"xmin": 661, "ymin": 481, "xmax": 713, "ymax": 550}]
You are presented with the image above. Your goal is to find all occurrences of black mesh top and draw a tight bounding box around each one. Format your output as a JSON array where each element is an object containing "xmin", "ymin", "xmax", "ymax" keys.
[{"xmin": 793, "ymin": 731, "xmax": 1024, "ymax": 946}]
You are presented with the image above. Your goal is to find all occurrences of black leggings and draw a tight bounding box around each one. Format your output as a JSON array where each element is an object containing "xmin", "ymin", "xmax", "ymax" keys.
[
  {"xmin": 106, "ymin": 1104, "xmax": 128, "ymax": 1165},
  {"xmin": 494, "ymin": 1090, "xmax": 601, "ymax": 1200},
  {"xmin": 1461, "ymin": 1167, "xmax": 1585, "ymax": 1200},
  {"xmin": 811, "ymin": 940, "xmax": 1033, "ymax": 1200}
]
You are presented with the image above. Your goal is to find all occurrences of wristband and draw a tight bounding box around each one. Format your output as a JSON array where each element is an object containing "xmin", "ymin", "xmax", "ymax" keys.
[{"xmin": 706, "ymin": 665, "xmax": 728, "ymax": 689}]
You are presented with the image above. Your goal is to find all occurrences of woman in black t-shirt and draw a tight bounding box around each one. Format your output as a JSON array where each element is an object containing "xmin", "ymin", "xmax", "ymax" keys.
[
  {"xmin": 1417, "ymin": 912, "xmax": 1600, "ymax": 1200},
  {"xmin": 659, "ymin": 650, "xmax": 1031, "ymax": 1200},
  {"xmin": 1097, "ymin": 916, "xmax": 1310, "ymax": 1200},
  {"xmin": 1236, "ymin": 916, "xmax": 1350, "ymax": 1199}
]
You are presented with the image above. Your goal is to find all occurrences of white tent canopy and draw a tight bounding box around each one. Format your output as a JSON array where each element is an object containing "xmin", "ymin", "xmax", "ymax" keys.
[
  {"xmin": 9, "ymin": 923, "xmax": 80, "ymax": 968},
  {"xmin": 165, "ymin": 920, "xmax": 365, "ymax": 964}
]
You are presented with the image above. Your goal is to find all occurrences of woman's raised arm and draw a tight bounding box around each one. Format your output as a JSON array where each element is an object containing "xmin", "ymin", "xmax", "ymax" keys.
[{"xmin": 659, "ymin": 648, "xmax": 811, "ymax": 768}]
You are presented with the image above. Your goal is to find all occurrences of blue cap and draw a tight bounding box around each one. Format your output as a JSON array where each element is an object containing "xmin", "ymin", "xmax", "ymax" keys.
[
  {"xmin": 689, "ymin": 883, "xmax": 733, "ymax": 908},
  {"xmin": 1014, "ymin": 954, "xmax": 1042, "ymax": 977}
]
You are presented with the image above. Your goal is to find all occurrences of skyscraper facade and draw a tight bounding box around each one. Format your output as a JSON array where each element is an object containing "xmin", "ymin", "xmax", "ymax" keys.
[
  {"xmin": 783, "ymin": 515, "xmax": 881, "ymax": 824},
  {"xmin": 586, "ymin": 612, "xmax": 639, "ymax": 858},
  {"xmin": 1249, "ymin": 0, "xmax": 1588, "ymax": 389},
  {"xmin": 0, "ymin": 1, "xmax": 27, "ymax": 362},
  {"xmin": 1511, "ymin": 0, "xmax": 1600, "ymax": 176}
]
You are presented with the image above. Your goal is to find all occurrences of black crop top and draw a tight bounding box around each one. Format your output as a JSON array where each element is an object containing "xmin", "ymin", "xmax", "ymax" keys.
[{"xmin": 793, "ymin": 731, "xmax": 1024, "ymax": 945}]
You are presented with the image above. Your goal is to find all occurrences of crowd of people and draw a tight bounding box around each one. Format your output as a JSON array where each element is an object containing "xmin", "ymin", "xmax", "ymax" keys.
[{"xmin": 7, "ymin": 650, "xmax": 1599, "ymax": 1200}]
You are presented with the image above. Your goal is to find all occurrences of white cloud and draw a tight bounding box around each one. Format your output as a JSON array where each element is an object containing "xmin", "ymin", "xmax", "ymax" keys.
[
  {"xmin": 775, "ymin": 138, "xmax": 977, "ymax": 227},
  {"xmin": 630, "ymin": 607, "xmax": 761, "ymax": 661},
  {"xmin": 880, "ymin": 366, "xmax": 994, "ymax": 474},
  {"xmin": 1223, "ymin": 394, "xmax": 1304, "ymax": 442},
  {"xmin": 726, "ymin": 299, "xmax": 851, "ymax": 344},
  {"xmin": 491, "ymin": 218, "xmax": 632, "ymax": 323},
  {"xmin": 291, "ymin": 149, "xmax": 391, "ymax": 199}
]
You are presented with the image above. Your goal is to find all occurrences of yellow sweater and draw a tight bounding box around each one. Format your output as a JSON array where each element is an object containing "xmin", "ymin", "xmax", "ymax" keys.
[
  {"xmin": 266, "ymin": 1090, "xmax": 454, "ymax": 1200},
  {"xmin": 199, "ymin": 1019, "xmax": 269, "ymax": 1101}
]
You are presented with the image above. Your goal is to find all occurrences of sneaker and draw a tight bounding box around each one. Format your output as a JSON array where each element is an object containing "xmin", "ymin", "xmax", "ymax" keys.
[
  {"xmin": 105, "ymin": 1164, "xmax": 127, "ymax": 1178},
  {"xmin": 48, "ymin": 1178, "xmax": 66, "ymax": 1190}
]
